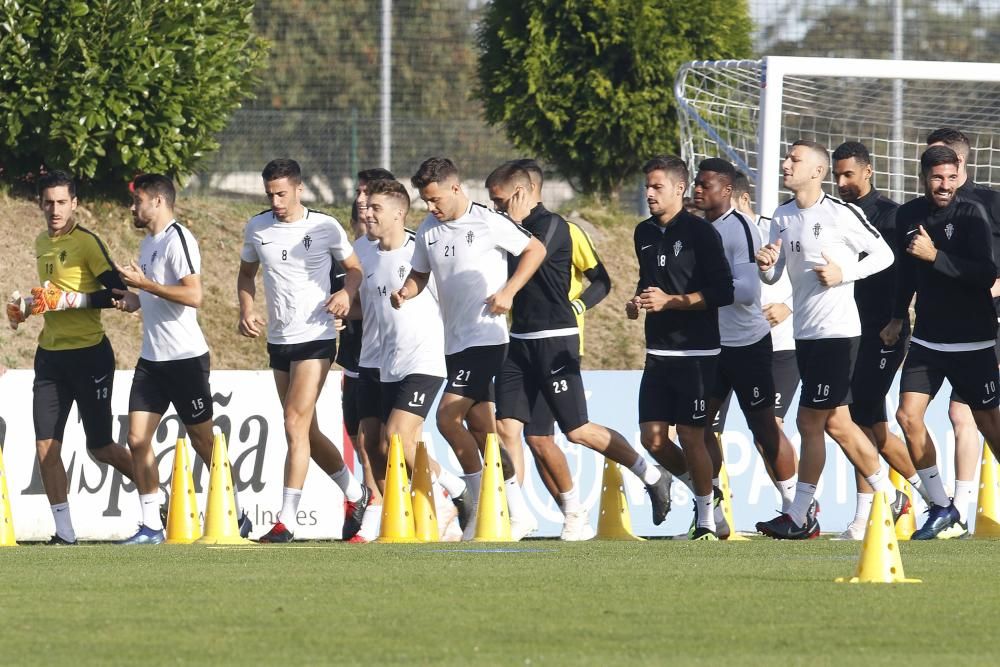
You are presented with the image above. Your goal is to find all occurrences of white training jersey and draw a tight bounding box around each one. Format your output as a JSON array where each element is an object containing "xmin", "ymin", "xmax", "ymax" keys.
[
  {"xmin": 365, "ymin": 233, "xmax": 446, "ymax": 382},
  {"xmin": 765, "ymin": 194, "xmax": 893, "ymax": 340},
  {"xmin": 354, "ymin": 236, "xmax": 382, "ymax": 369},
  {"xmin": 756, "ymin": 215, "xmax": 795, "ymax": 352},
  {"xmin": 410, "ymin": 201, "xmax": 532, "ymax": 355},
  {"xmin": 240, "ymin": 209, "xmax": 354, "ymax": 345},
  {"xmin": 137, "ymin": 221, "xmax": 210, "ymax": 362},
  {"xmin": 711, "ymin": 208, "xmax": 770, "ymax": 347}
]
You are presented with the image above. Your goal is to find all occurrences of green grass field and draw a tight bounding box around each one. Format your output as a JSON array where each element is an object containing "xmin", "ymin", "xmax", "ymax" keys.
[{"xmin": 3, "ymin": 539, "xmax": 998, "ymax": 666}]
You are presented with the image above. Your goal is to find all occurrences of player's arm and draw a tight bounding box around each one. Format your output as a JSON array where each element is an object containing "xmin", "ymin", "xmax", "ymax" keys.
[
  {"xmin": 570, "ymin": 225, "xmax": 611, "ymax": 314},
  {"xmin": 840, "ymin": 228, "xmax": 894, "ymax": 285},
  {"xmin": 325, "ymin": 252, "xmax": 361, "ymax": 318},
  {"xmin": 756, "ymin": 219, "xmax": 785, "ymax": 284},
  {"xmin": 486, "ymin": 230, "xmax": 546, "ymax": 315},
  {"xmin": 391, "ymin": 269, "xmax": 430, "ymax": 309},
  {"xmin": 237, "ymin": 259, "xmax": 264, "ymax": 338},
  {"xmin": 626, "ymin": 228, "xmax": 647, "ymax": 319},
  {"xmin": 729, "ymin": 229, "xmax": 761, "ymax": 306},
  {"xmin": 926, "ymin": 212, "xmax": 997, "ymax": 287},
  {"xmin": 115, "ymin": 260, "xmax": 202, "ymax": 308},
  {"xmin": 884, "ymin": 215, "xmax": 917, "ymax": 345},
  {"xmin": 639, "ymin": 227, "xmax": 734, "ymax": 312}
]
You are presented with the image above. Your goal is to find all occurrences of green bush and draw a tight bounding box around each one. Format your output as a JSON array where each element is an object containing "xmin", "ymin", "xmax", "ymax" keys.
[
  {"xmin": 476, "ymin": 0, "xmax": 752, "ymax": 198},
  {"xmin": 0, "ymin": 0, "xmax": 266, "ymax": 192}
]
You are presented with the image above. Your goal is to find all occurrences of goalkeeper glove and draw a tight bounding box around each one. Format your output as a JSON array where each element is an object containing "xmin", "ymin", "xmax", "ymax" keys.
[
  {"xmin": 570, "ymin": 299, "xmax": 586, "ymax": 316},
  {"xmin": 6, "ymin": 291, "xmax": 28, "ymax": 330},
  {"xmin": 29, "ymin": 281, "xmax": 89, "ymax": 315}
]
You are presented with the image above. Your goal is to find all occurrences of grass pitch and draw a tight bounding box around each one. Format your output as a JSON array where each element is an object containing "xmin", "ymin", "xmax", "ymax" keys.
[{"xmin": 2, "ymin": 539, "xmax": 999, "ymax": 666}]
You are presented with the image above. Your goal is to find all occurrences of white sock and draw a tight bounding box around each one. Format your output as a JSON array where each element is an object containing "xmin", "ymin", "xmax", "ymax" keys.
[
  {"xmin": 461, "ymin": 471, "xmax": 482, "ymax": 508},
  {"xmin": 864, "ymin": 466, "xmax": 895, "ymax": 496},
  {"xmin": 140, "ymin": 493, "xmax": 163, "ymax": 531},
  {"xmin": 712, "ymin": 476, "xmax": 721, "ymax": 489},
  {"xmin": 560, "ymin": 485, "xmax": 581, "ymax": 514},
  {"xmin": 776, "ymin": 476, "xmax": 796, "ymax": 513},
  {"xmin": 628, "ymin": 457, "xmax": 661, "ymax": 485},
  {"xmin": 953, "ymin": 479, "xmax": 977, "ymax": 523},
  {"xmin": 435, "ymin": 469, "xmax": 467, "ymax": 498},
  {"xmin": 907, "ymin": 474, "xmax": 930, "ymax": 504},
  {"xmin": 505, "ymin": 476, "xmax": 533, "ymax": 525},
  {"xmin": 51, "ymin": 502, "xmax": 76, "ymax": 542},
  {"xmin": 788, "ymin": 481, "xmax": 817, "ymax": 527},
  {"xmin": 695, "ymin": 493, "xmax": 716, "ymax": 530},
  {"xmin": 233, "ymin": 487, "xmax": 244, "ymax": 519},
  {"xmin": 330, "ymin": 466, "xmax": 363, "ymax": 503},
  {"xmin": 278, "ymin": 487, "xmax": 302, "ymax": 532},
  {"xmin": 852, "ymin": 492, "xmax": 875, "ymax": 526},
  {"xmin": 917, "ymin": 466, "xmax": 950, "ymax": 508},
  {"xmin": 678, "ymin": 472, "xmax": 695, "ymax": 492}
]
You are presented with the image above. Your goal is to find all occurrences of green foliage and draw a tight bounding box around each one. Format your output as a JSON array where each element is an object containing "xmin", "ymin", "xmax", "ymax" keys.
[
  {"xmin": 476, "ymin": 0, "xmax": 752, "ymax": 197},
  {"xmin": 0, "ymin": 0, "xmax": 266, "ymax": 192}
]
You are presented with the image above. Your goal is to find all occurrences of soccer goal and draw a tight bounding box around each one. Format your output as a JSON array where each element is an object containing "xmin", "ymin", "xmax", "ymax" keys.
[{"xmin": 674, "ymin": 56, "xmax": 1000, "ymax": 216}]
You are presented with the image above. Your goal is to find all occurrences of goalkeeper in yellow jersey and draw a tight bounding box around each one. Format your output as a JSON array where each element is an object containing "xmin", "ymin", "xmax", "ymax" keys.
[{"xmin": 6, "ymin": 171, "xmax": 137, "ymax": 545}]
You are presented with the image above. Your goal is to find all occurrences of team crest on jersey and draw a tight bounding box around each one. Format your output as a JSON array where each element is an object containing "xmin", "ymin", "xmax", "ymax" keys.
[
  {"xmin": 673, "ymin": 240, "xmax": 682, "ymax": 256},
  {"xmin": 59, "ymin": 250, "xmax": 67, "ymax": 263},
  {"xmin": 398, "ymin": 265, "xmax": 406, "ymax": 280},
  {"xmin": 813, "ymin": 222, "xmax": 822, "ymax": 238},
  {"xmin": 945, "ymin": 223, "xmax": 954, "ymax": 239},
  {"xmin": 302, "ymin": 234, "xmax": 312, "ymax": 251},
  {"xmin": 466, "ymin": 230, "xmax": 475, "ymax": 245},
  {"xmin": 150, "ymin": 250, "xmax": 158, "ymax": 263}
]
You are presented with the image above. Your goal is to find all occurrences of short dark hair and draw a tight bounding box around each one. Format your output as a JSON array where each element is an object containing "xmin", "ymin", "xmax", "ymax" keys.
[
  {"xmin": 411, "ymin": 157, "xmax": 459, "ymax": 189},
  {"xmin": 262, "ymin": 158, "xmax": 302, "ymax": 184},
  {"xmin": 642, "ymin": 155, "xmax": 689, "ymax": 186},
  {"xmin": 132, "ymin": 173, "xmax": 176, "ymax": 209},
  {"xmin": 485, "ymin": 161, "xmax": 532, "ymax": 191},
  {"xmin": 920, "ymin": 145, "xmax": 960, "ymax": 175},
  {"xmin": 37, "ymin": 170, "xmax": 76, "ymax": 199},
  {"xmin": 365, "ymin": 178, "xmax": 410, "ymax": 215},
  {"xmin": 926, "ymin": 128, "xmax": 971, "ymax": 158},
  {"xmin": 791, "ymin": 139, "xmax": 829, "ymax": 165},
  {"xmin": 357, "ymin": 168, "xmax": 395, "ymax": 185},
  {"xmin": 697, "ymin": 157, "xmax": 737, "ymax": 184},
  {"xmin": 731, "ymin": 171, "xmax": 752, "ymax": 198},
  {"xmin": 513, "ymin": 158, "xmax": 544, "ymax": 188},
  {"xmin": 832, "ymin": 141, "xmax": 872, "ymax": 167}
]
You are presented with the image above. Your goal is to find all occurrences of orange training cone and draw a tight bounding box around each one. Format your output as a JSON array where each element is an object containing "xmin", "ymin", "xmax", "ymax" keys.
[
  {"xmin": 196, "ymin": 432, "xmax": 249, "ymax": 545},
  {"xmin": 836, "ymin": 490, "xmax": 921, "ymax": 584},
  {"xmin": 0, "ymin": 445, "xmax": 17, "ymax": 547},
  {"xmin": 974, "ymin": 444, "xmax": 1000, "ymax": 538},
  {"xmin": 595, "ymin": 460, "xmax": 643, "ymax": 541},
  {"xmin": 411, "ymin": 441, "xmax": 439, "ymax": 542},
  {"xmin": 166, "ymin": 438, "xmax": 202, "ymax": 544},
  {"xmin": 474, "ymin": 433, "xmax": 512, "ymax": 542},
  {"xmin": 378, "ymin": 434, "xmax": 418, "ymax": 543},
  {"xmin": 889, "ymin": 468, "xmax": 916, "ymax": 541}
]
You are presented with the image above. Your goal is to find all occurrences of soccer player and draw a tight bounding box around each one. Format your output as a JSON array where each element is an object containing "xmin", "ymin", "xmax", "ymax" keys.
[
  {"xmin": 488, "ymin": 161, "xmax": 671, "ymax": 540},
  {"xmin": 829, "ymin": 141, "xmax": 925, "ymax": 539},
  {"xmin": 692, "ymin": 159, "xmax": 798, "ymax": 533},
  {"xmin": 391, "ymin": 156, "xmax": 546, "ymax": 539},
  {"xmin": 884, "ymin": 145, "xmax": 1000, "ymax": 539},
  {"xmin": 755, "ymin": 140, "xmax": 907, "ymax": 539},
  {"xmin": 237, "ymin": 158, "xmax": 370, "ymax": 542},
  {"xmin": 109, "ymin": 174, "xmax": 251, "ymax": 543},
  {"xmin": 6, "ymin": 170, "xmax": 136, "ymax": 545},
  {"xmin": 924, "ymin": 128, "xmax": 1000, "ymax": 534},
  {"xmin": 627, "ymin": 155, "xmax": 735, "ymax": 540}
]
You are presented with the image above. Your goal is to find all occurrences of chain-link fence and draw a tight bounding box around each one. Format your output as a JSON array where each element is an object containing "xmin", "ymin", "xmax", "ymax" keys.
[{"xmin": 188, "ymin": 1, "xmax": 1000, "ymax": 204}]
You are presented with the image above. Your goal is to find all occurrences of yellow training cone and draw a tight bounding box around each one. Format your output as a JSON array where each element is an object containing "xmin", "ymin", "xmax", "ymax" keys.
[
  {"xmin": 379, "ymin": 434, "xmax": 418, "ymax": 543},
  {"xmin": 196, "ymin": 433, "xmax": 249, "ymax": 545},
  {"xmin": 0, "ymin": 445, "xmax": 17, "ymax": 547},
  {"xmin": 411, "ymin": 441, "xmax": 439, "ymax": 542},
  {"xmin": 474, "ymin": 433, "xmax": 512, "ymax": 542},
  {"xmin": 166, "ymin": 438, "xmax": 202, "ymax": 544},
  {"xmin": 836, "ymin": 490, "xmax": 921, "ymax": 584},
  {"xmin": 596, "ymin": 460, "xmax": 643, "ymax": 541},
  {"xmin": 974, "ymin": 444, "xmax": 1000, "ymax": 538},
  {"xmin": 719, "ymin": 460, "xmax": 750, "ymax": 541},
  {"xmin": 889, "ymin": 468, "xmax": 916, "ymax": 541}
]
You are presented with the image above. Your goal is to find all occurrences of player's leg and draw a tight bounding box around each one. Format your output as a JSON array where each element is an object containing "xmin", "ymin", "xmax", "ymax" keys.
[
  {"xmin": 638, "ymin": 355, "xmax": 688, "ymax": 478},
  {"xmin": 753, "ymin": 349, "xmax": 800, "ymax": 507},
  {"xmin": 82, "ymin": 340, "xmax": 134, "ymax": 476},
  {"xmin": 341, "ymin": 372, "xmax": 382, "ymax": 541},
  {"xmin": 948, "ymin": 400, "xmax": 983, "ymax": 529},
  {"xmin": 524, "ymin": 397, "xmax": 579, "ymax": 518},
  {"xmin": 356, "ymin": 366, "xmax": 386, "ymax": 494},
  {"xmin": 32, "ymin": 345, "xmax": 77, "ymax": 543}
]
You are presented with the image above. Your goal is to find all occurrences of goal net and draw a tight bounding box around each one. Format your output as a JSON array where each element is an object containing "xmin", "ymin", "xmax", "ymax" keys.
[{"xmin": 674, "ymin": 57, "xmax": 1000, "ymax": 216}]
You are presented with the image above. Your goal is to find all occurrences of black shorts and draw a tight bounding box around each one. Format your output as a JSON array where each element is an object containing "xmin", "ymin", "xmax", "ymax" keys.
[
  {"xmin": 711, "ymin": 334, "xmax": 775, "ymax": 413},
  {"xmin": 795, "ymin": 337, "xmax": 859, "ymax": 409},
  {"xmin": 267, "ymin": 338, "xmax": 336, "ymax": 373},
  {"xmin": 901, "ymin": 342, "xmax": 1000, "ymax": 410},
  {"xmin": 496, "ymin": 336, "xmax": 589, "ymax": 434},
  {"xmin": 850, "ymin": 329, "xmax": 908, "ymax": 427},
  {"xmin": 444, "ymin": 343, "xmax": 507, "ymax": 403},
  {"xmin": 129, "ymin": 353, "xmax": 213, "ymax": 425},
  {"xmin": 950, "ymin": 337, "xmax": 1000, "ymax": 404},
  {"xmin": 380, "ymin": 374, "xmax": 444, "ymax": 423},
  {"xmin": 356, "ymin": 366, "xmax": 382, "ymax": 422},
  {"xmin": 33, "ymin": 337, "xmax": 115, "ymax": 449},
  {"xmin": 771, "ymin": 349, "xmax": 800, "ymax": 420},
  {"xmin": 342, "ymin": 372, "xmax": 361, "ymax": 435},
  {"xmin": 638, "ymin": 353, "xmax": 717, "ymax": 427}
]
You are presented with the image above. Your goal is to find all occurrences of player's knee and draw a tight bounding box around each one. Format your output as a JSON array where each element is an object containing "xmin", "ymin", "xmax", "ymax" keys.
[
  {"xmin": 948, "ymin": 401, "xmax": 975, "ymax": 427},
  {"xmin": 35, "ymin": 440, "xmax": 60, "ymax": 464},
  {"xmin": 283, "ymin": 408, "xmax": 310, "ymax": 436},
  {"xmin": 894, "ymin": 405, "xmax": 919, "ymax": 434},
  {"xmin": 126, "ymin": 431, "xmax": 152, "ymax": 452}
]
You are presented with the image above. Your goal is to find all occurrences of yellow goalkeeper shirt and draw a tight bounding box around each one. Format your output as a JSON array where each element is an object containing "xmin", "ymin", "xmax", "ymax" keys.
[
  {"xmin": 35, "ymin": 224, "xmax": 114, "ymax": 351},
  {"xmin": 567, "ymin": 222, "xmax": 601, "ymax": 355}
]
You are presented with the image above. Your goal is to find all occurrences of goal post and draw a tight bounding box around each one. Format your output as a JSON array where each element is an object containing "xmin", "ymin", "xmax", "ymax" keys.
[{"xmin": 675, "ymin": 56, "xmax": 1000, "ymax": 217}]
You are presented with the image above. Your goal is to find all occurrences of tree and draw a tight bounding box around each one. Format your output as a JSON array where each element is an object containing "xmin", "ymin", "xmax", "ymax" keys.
[
  {"xmin": 476, "ymin": 0, "xmax": 753, "ymax": 198},
  {"xmin": 0, "ymin": 0, "xmax": 266, "ymax": 192}
]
